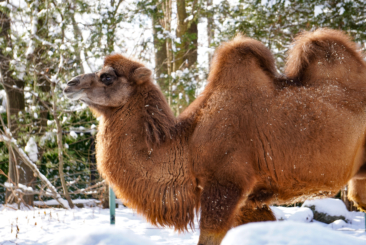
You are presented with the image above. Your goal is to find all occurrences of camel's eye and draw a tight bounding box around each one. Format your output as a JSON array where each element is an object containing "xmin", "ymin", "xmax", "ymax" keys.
[{"xmin": 101, "ymin": 73, "xmax": 114, "ymax": 85}]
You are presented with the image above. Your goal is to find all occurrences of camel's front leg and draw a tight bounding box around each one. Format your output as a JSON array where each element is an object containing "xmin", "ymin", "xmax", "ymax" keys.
[{"xmin": 198, "ymin": 181, "xmax": 243, "ymax": 245}]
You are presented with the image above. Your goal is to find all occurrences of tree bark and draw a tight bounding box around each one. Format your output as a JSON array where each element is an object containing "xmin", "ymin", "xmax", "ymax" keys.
[
  {"xmin": 0, "ymin": 8, "xmax": 33, "ymax": 205},
  {"xmin": 152, "ymin": 2, "xmax": 169, "ymax": 94},
  {"xmin": 161, "ymin": 0, "xmax": 173, "ymax": 107},
  {"xmin": 29, "ymin": 1, "xmax": 50, "ymax": 134},
  {"xmin": 70, "ymin": 3, "xmax": 85, "ymax": 74},
  {"xmin": 207, "ymin": 0, "xmax": 214, "ymax": 67},
  {"xmin": 174, "ymin": 0, "xmax": 198, "ymax": 114},
  {"xmin": 175, "ymin": 0, "xmax": 198, "ymax": 69}
]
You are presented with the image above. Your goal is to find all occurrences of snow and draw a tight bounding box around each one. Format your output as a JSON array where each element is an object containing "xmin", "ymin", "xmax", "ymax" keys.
[
  {"xmin": 0, "ymin": 204, "xmax": 199, "ymax": 245},
  {"xmin": 4, "ymin": 182, "xmax": 13, "ymax": 188},
  {"xmin": 34, "ymin": 198, "xmax": 100, "ymax": 207},
  {"xmin": 18, "ymin": 183, "xmax": 33, "ymax": 192},
  {"xmin": 25, "ymin": 137, "xmax": 38, "ymax": 162},
  {"xmin": 314, "ymin": 5, "xmax": 324, "ymax": 17},
  {"xmin": 302, "ymin": 198, "xmax": 350, "ymax": 220},
  {"xmin": 25, "ymin": 0, "xmax": 39, "ymax": 57},
  {"xmin": 53, "ymin": 226, "xmax": 157, "ymax": 245},
  {"xmin": 184, "ymin": 15, "xmax": 193, "ymax": 23},
  {"xmin": 0, "ymin": 89, "xmax": 7, "ymax": 113},
  {"xmin": 328, "ymin": 219, "xmax": 348, "ymax": 229},
  {"xmin": 221, "ymin": 221, "xmax": 365, "ymax": 245},
  {"xmin": 0, "ymin": 2, "xmax": 10, "ymax": 8},
  {"xmin": 59, "ymin": 44, "xmax": 67, "ymax": 50},
  {"xmin": 40, "ymin": 132, "xmax": 55, "ymax": 145},
  {"xmin": 0, "ymin": 198, "xmax": 365, "ymax": 245},
  {"xmin": 271, "ymin": 206, "xmax": 314, "ymax": 222},
  {"xmin": 4, "ymin": 182, "xmax": 33, "ymax": 193},
  {"xmin": 70, "ymin": 131, "xmax": 78, "ymax": 139},
  {"xmin": 339, "ymin": 7, "xmax": 345, "ymax": 15},
  {"xmin": 271, "ymin": 203, "xmax": 365, "ymax": 240}
]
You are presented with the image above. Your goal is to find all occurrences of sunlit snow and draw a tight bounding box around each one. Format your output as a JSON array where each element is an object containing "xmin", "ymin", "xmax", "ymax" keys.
[
  {"xmin": 24, "ymin": 137, "xmax": 38, "ymax": 162},
  {"xmin": 0, "ymin": 198, "xmax": 365, "ymax": 245}
]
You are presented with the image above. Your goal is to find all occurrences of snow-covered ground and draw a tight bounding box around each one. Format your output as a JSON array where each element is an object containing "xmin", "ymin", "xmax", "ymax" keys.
[
  {"xmin": 221, "ymin": 221, "xmax": 365, "ymax": 245},
  {"xmin": 0, "ymin": 198, "xmax": 365, "ymax": 245}
]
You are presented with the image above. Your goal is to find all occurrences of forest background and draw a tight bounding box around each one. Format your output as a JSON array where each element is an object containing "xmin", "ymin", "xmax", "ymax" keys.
[{"xmin": 0, "ymin": 0, "xmax": 365, "ymax": 209}]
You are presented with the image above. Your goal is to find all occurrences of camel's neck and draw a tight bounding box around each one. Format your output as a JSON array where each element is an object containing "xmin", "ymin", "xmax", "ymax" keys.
[{"xmin": 95, "ymin": 82, "xmax": 197, "ymax": 231}]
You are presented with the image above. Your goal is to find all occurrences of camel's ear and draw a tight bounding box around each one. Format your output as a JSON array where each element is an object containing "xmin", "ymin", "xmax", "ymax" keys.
[{"xmin": 132, "ymin": 67, "xmax": 152, "ymax": 85}]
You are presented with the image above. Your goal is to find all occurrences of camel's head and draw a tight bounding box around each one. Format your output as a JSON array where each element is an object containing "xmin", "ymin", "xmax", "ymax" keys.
[{"xmin": 64, "ymin": 54, "xmax": 152, "ymax": 109}]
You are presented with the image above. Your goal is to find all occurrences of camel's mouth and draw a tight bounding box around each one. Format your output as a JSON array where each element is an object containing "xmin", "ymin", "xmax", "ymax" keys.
[{"xmin": 63, "ymin": 88, "xmax": 85, "ymax": 101}]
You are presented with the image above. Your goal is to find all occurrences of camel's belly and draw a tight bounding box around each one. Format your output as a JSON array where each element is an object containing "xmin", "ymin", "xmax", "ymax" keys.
[{"xmin": 248, "ymin": 177, "xmax": 344, "ymax": 206}]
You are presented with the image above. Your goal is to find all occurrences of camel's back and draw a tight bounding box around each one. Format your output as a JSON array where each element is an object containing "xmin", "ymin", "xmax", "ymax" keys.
[
  {"xmin": 190, "ymin": 79, "xmax": 366, "ymax": 204},
  {"xmin": 189, "ymin": 29, "xmax": 366, "ymax": 203}
]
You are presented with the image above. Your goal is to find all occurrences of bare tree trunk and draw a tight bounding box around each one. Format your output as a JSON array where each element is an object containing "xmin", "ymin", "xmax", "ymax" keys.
[
  {"xmin": 28, "ymin": 1, "xmax": 51, "ymax": 135},
  {"xmin": 207, "ymin": 0, "xmax": 214, "ymax": 67},
  {"xmin": 162, "ymin": 0, "xmax": 173, "ymax": 107},
  {"xmin": 152, "ymin": 2, "xmax": 169, "ymax": 94},
  {"xmin": 175, "ymin": 0, "xmax": 198, "ymax": 69},
  {"xmin": 70, "ymin": 2, "xmax": 85, "ymax": 74},
  {"xmin": 104, "ymin": 0, "xmax": 123, "ymax": 54},
  {"xmin": 0, "ymin": 8, "xmax": 33, "ymax": 205},
  {"xmin": 174, "ymin": 0, "xmax": 198, "ymax": 114}
]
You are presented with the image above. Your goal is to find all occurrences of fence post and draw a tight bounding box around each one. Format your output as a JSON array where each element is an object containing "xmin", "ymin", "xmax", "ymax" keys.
[{"xmin": 109, "ymin": 186, "xmax": 115, "ymax": 224}]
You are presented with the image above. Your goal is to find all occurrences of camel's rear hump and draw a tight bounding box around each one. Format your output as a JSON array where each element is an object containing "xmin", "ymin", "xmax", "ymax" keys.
[{"xmin": 285, "ymin": 29, "xmax": 366, "ymax": 89}]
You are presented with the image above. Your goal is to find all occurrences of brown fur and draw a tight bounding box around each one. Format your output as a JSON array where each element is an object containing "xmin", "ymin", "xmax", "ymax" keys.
[
  {"xmin": 348, "ymin": 161, "xmax": 366, "ymax": 212},
  {"xmin": 234, "ymin": 205, "xmax": 276, "ymax": 226},
  {"xmin": 348, "ymin": 178, "xmax": 366, "ymax": 212},
  {"xmin": 64, "ymin": 29, "xmax": 366, "ymax": 245},
  {"xmin": 95, "ymin": 77, "xmax": 197, "ymax": 231},
  {"xmin": 103, "ymin": 53, "xmax": 144, "ymax": 80},
  {"xmin": 285, "ymin": 29, "xmax": 365, "ymax": 87}
]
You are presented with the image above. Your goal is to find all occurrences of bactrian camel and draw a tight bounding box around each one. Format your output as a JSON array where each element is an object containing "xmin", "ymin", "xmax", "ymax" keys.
[{"xmin": 64, "ymin": 29, "xmax": 366, "ymax": 245}]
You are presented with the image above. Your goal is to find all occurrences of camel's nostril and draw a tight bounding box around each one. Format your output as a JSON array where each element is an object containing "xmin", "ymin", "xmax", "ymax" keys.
[{"xmin": 67, "ymin": 77, "xmax": 80, "ymax": 86}]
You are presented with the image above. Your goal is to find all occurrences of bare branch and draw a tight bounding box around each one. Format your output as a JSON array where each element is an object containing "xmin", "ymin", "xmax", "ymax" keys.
[
  {"xmin": 69, "ymin": 180, "xmax": 105, "ymax": 195},
  {"xmin": 0, "ymin": 133, "xmax": 70, "ymax": 209}
]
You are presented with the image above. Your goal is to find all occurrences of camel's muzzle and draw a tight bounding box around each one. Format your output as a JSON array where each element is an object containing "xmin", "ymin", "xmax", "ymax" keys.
[{"xmin": 63, "ymin": 88, "xmax": 85, "ymax": 100}]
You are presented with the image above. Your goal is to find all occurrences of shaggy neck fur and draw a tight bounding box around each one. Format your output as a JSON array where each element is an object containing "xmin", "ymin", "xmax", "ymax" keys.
[{"xmin": 95, "ymin": 82, "xmax": 198, "ymax": 231}]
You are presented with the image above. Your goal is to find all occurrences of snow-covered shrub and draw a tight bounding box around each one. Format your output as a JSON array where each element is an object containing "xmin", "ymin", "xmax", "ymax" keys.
[{"xmin": 302, "ymin": 198, "xmax": 350, "ymax": 224}]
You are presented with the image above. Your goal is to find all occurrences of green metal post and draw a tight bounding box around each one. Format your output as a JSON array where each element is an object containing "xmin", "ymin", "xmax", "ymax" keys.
[{"xmin": 109, "ymin": 186, "xmax": 116, "ymax": 225}]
